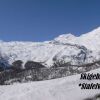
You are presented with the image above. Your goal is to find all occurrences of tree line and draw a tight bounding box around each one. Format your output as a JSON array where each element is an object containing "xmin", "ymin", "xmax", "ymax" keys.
[{"xmin": 0, "ymin": 59, "xmax": 100, "ymax": 85}]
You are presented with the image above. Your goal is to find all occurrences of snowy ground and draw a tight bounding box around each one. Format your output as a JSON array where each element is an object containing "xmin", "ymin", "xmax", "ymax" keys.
[{"xmin": 0, "ymin": 68, "xmax": 100, "ymax": 100}]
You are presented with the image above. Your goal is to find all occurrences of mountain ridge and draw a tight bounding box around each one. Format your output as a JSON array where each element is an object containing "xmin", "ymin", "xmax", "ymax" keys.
[
  {"xmin": 55, "ymin": 27, "xmax": 100, "ymax": 51},
  {"xmin": 0, "ymin": 27, "xmax": 100, "ymax": 67}
]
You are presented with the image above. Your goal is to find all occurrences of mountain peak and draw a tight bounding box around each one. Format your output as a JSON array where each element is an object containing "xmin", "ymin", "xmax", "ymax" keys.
[
  {"xmin": 54, "ymin": 33, "xmax": 76, "ymax": 43},
  {"xmin": 53, "ymin": 27, "xmax": 100, "ymax": 51}
]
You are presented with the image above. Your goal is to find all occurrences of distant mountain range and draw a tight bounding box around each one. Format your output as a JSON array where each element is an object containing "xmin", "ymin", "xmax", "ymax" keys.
[{"xmin": 0, "ymin": 27, "xmax": 100, "ymax": 67}]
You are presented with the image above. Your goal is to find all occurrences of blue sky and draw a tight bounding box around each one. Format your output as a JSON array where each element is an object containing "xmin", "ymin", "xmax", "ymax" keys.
[{"xmin": 0, "ymin": 0, "xmax": 100, "ymax": 41}]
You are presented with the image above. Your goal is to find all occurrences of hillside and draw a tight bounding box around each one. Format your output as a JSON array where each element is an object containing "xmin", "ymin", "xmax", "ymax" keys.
[{"xmin": 0, "ymin": 68, "xmax": 100, "ymax": 100}]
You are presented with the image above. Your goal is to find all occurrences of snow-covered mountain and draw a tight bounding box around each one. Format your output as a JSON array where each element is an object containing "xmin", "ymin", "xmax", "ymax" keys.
[
  {"xmin": 0, "ymin": 41, "xmax": 92, "ymax": 66},
  {"xmin": 1, "ymin": 27, "xmax": 100, "ymax": 100},
  {"xmin": 55, "ymin": 27, "xmax": 100, "ymax": 51},
  {"xmin": 0, "ymin": 27, "xmax": 100, "ymax": 67}
]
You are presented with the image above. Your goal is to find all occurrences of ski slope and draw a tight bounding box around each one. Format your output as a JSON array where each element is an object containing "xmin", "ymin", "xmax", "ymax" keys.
[{"xmin": 0, "ymin": 68, "xmax": 100, "ymax": 100}]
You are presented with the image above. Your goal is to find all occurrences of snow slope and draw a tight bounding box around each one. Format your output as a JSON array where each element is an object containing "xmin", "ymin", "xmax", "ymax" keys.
[
  {"xmin": 0, "ymin": 40, "xmax": 92, "ymax": 66},
  {"xmin": 55, "ymin": 27, "xmax": 100, "ymax": 51},
  {"xmin": 0, "ymin": 68, "xmax": 100, "ymax": 100}
]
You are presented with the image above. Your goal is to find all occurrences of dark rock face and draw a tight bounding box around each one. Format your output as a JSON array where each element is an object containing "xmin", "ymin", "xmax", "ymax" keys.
[
  {"xmin": 25, "ymin": 61, "xmax": 45, "ymax": 69},
  {"xmin": 0, "ymin": 56, "xmax": 9, "ymax": 72},
  {"xmin": 11, "ymin": 60, "xmax": 23, "ymax": 72}
]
